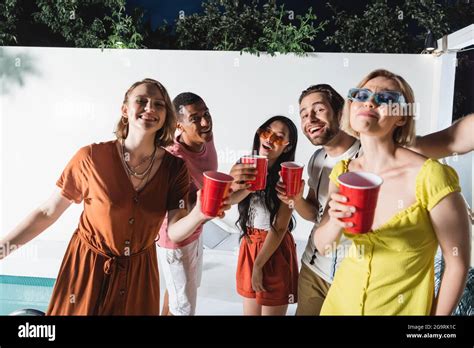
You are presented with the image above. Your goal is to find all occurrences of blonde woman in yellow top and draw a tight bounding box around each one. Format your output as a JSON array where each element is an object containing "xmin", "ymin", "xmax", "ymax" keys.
[{"xmin": 314, "ymin": 69, "xmax": 471, "ymax": 315}]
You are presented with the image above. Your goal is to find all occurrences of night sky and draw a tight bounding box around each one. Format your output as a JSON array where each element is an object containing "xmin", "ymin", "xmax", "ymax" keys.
[{"xmin": 126, "ymin": 0, "xmax": 203, "ymax": 28}]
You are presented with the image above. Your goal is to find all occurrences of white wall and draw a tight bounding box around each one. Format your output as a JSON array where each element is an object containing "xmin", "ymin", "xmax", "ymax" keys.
[{"xmin": 0, "ymin": 47, "xmax": 452, "ymax": 275}]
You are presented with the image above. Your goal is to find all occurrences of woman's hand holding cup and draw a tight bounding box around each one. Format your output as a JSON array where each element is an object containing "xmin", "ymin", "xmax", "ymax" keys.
[
  {"xmin": 229, "ymin": 163, "xmax": 257, "ymax": 192},
  {"xmin": 195, "ymin": 189, "xmax": 232, "ymax": 220},
  {"xmin": 199, "ymin": 171, "xmax": 234, "ymax": 219},
  {"xmin": 327, "ymin": 192, "xmax": 356, "ymax": 229},
  {"xmin": 276, "ymin": 174, "xmax": 305, "ymax": 209}
]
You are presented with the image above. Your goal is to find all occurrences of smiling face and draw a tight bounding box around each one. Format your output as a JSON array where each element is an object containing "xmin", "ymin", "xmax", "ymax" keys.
[
  {"xmin": 349, "ymin": 76, "xmax": 407, "ymax": 140},
  {"xmin": 258, "ymin": 120, "xmax": 290, "ymax": 162},
  {"xmin": 177, "ymin": 100, "xmax": 213, "ymax": 144},
  {"xmin": 121, "ymin": 83, "xmax": 167, "ymax": 135},
  {"xmin": 299, "ymin": 92, "xmax": 340, "ymax": 146}
]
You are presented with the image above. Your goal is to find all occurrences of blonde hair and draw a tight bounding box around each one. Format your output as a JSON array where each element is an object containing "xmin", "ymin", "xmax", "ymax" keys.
[
  {"xmin": 341, "ymin": 69, "xmax": 416, "ymax": 146},
  {"xmin": 115, "ymin": 78, "xmax": 176, "ymax": 147}
]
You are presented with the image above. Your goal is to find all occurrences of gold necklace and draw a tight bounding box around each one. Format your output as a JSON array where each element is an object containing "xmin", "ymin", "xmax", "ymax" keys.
[
  {"xmin": 134, "ymin": 156, "xmax": 155, "ymax": 192},
  {"xmin": 121, "ymin": 141, "xmax": 157, "ymax": 178},
  {"xmin": 130, "ymin": 153, "xmax": 155, "ymax": 170}
]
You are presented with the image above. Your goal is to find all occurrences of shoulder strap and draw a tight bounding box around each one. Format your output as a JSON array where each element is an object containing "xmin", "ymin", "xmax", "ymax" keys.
[
  {"xmin": 308, "ymin": 147, "xmax": 324, "ymax": 175},
  {"xmin": 310, "ymin": 147, "xmax": 324, "ymax": 166},
  {"xmin": 354, "ymin": 142, "xmax": 362, "ymax": 159}
]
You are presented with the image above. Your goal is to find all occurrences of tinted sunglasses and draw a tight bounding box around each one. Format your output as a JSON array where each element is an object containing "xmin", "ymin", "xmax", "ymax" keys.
[
  {"xmin": 257, "ymin": 128, "xmax": 290, "ymax": 146},
  {"xmin": 348, "ymin": 88, "xmax": 406, "ymax": 105}
]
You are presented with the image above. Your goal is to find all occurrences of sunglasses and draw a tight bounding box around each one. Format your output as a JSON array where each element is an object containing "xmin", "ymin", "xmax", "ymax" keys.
[
  {"xmin": 257, "ymin": 128, "xmax": 290, "ymax": 146},
  {"xmin": 348, "ymin": 88, "xmax": 406, "ymax": 105}
]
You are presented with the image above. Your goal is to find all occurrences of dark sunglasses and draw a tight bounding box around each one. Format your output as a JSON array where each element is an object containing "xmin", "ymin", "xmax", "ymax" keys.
[
  {"xmin": 257, "ymin": 128, "xmax": 289, "ymax": 146},
  {"xmin": 348, "ymin": 88, "xmax": 406, "ymax": 105}
]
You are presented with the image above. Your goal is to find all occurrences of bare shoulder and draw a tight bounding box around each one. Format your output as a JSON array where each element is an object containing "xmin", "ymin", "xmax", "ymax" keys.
[
  {"xmin": 398, "ymin": 146, "xmax": 427, "ymax": 162},
  {"xmin": 396, "ymin": 146, "xmax": 429, "ymax": 173},
  {"xmin": 347, "ymin": 157, "xmax": 363, "ymax": 172}
]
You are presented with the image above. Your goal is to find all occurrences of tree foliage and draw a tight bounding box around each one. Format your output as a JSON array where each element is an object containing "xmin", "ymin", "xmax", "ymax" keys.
[
  {"xmin": 142, "ymin": 20, "xmax": 176, "ymax": 50},
  {"xmin": 324, "ymin": 0, "xmax": 451, "ymax": 53},
  {"xmin": 248, "ymin": 6, "xmax": 326, "ymax": 56},
  {"xmin": 175, "ymin": 0, "xmax": 327, "ymax": 56},
  {"xmin": 101, "ymin": 2, "xmax": 145, "ymax": 48},
  {"xmin": 32, "ymin": 0, "xmax": 144, "ymax": 48},
  {"xmin": 0, "ymin": 0, "xmax": 20, "ymax": 45},
  {"xmin": 0, "ymin": 0, "xmax": 471, "ymax": 54},
  {"xmin": 445, "ymin": 1, "xmax": 474, "ymax": 33}
]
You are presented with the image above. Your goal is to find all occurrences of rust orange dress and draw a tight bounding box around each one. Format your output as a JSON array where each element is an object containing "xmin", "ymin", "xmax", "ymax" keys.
[{"xmin": 46, "ymin": 140, "xmax": 189, "ymax": 315}]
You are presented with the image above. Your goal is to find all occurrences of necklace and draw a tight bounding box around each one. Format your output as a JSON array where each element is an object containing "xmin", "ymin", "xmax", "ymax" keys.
[
  {"xmin": 121, "ymin": 141, "xmax": 157, "ymax": 178},
  {"xmin": 133, "ymin": 155, "xmax": 155, "ymax": 192},
  {"xmin": 130, "ymin": 152, "xmax": 155, "ymax": 170}
]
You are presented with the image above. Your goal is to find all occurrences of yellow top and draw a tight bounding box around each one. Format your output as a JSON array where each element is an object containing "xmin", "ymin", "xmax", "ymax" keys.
[{"xmin": 320, "ymin": 158, "xmax": 460, "ymax": 315}]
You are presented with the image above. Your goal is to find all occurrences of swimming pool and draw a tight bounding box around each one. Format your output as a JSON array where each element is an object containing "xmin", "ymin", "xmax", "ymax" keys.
[{"xmin": 0, "ymin": 275, "xmax": 55, "ymax": 315}]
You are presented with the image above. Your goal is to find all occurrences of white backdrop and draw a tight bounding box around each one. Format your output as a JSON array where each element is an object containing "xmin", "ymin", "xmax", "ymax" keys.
[{"xmin": 0, "ymin": 47, "xmax": 456, "ymax": 275}]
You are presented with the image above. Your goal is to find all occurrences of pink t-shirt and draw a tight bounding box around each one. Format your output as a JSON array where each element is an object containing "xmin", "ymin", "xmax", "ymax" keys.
[{"xmin": 157, "ymin": 133, "xmax": 218, "ymax": 249}]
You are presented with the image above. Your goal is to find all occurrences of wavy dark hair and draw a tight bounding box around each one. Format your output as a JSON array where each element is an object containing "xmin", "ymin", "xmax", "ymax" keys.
[{"xmin": 236, "ymin": 116, "xmax": 298, "ymax": 239}]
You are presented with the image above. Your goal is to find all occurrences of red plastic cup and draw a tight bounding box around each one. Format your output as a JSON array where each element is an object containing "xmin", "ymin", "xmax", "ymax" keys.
[
  {"xmin": 201, "ymin": 171, "xmax": 234, "ymax": 217},
  {"xmin": 337, "ymin": 171, "xmax": 383, "ymax": 234},
  {"xmin": 280, "ymin": 162, "xmax": 304, "ymax": 197},
  {"xmin": 240, "ymin": 155, "xmax": 268, "ymax": 191}
]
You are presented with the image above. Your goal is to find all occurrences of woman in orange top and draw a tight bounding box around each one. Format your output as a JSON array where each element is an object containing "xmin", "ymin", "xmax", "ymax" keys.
[
  {"xmin": 231, "ymin": 116, "xmax": 299, "ymax": 315},
  {"xmin": 0, "ymin": 78, "xmax": 230, "ymax": 315}
]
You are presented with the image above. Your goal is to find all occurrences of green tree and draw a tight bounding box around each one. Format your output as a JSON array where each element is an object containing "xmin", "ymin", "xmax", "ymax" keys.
[
  {"xmin": 0, "ymin": 0, "xmax": 20, "ymax": 45},
  {"xmin": 32, "ymin": 0, "xmax": 145, "ymax": 48},
  {"xmin": 404, "ymin": 0, "xmax": 450, "ymax": 51},
  {"xmin": 445, "ymin": 0, "xmax": 474, "ymax": 33},
  {"xmin": 101, "ymin": 2, "xmax": 145, "ymax": 49},
  {"xmin": 142, "ymin": 20, "xmax": 176, "ymax": 50},
  {"xmin": 248, "ymin": 6, "xmax": 326, "ymax": 56},
  {"xmin": 324, "ymin": 0, "xmax": 450, "ymax": 53},
  {"xmin": 175, "ymin": 0, "xmax": 326, "ymax": 56},
  {"xmin": 175, "ymin": 0, "xmax": 265, "ymax": 51}
]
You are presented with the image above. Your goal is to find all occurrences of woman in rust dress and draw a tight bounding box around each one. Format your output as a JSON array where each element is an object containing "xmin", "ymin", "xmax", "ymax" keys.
[{"xmin": 0, "ymin": 78, "xmax": 230, "ymax": 315}]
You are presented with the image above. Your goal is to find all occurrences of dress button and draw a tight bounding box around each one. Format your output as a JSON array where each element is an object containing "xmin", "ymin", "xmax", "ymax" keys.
[
  {"xmin": 133, "ymin": 196, "xmax": 139, "ymax": 203},
  {"xmin": 125, "ymin": 240, "xmax": 130, "ymax": 245},
  {"xmin": 129, "ymin": 218, "xmax": 135, "ymax": 225},
  {"xmin": 120, "ymin": 289, "xmax": 125, "ymax": 296}
]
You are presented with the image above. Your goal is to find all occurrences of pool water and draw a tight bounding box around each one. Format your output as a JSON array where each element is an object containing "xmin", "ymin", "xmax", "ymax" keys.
[{"xmin": 0, "ymin": 275, "xmax": 55, "ymax": 315}]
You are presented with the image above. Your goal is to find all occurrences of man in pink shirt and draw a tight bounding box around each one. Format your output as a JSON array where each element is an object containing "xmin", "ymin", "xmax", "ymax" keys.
[{"xmin": 157, "ymin": 92, "xmax": 218, "ymax": 315}]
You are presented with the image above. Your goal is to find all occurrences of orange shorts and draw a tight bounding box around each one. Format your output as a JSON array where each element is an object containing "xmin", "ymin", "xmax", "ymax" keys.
[{"xmin": 236, "ymin": 227, "xmax": 299, "ymax": 306}]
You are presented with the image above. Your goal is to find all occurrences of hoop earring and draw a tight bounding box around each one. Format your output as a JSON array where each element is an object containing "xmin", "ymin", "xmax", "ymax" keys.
[{"xmin": 121, "ymin": 116, "xmax": 129, "ymax": 125}]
